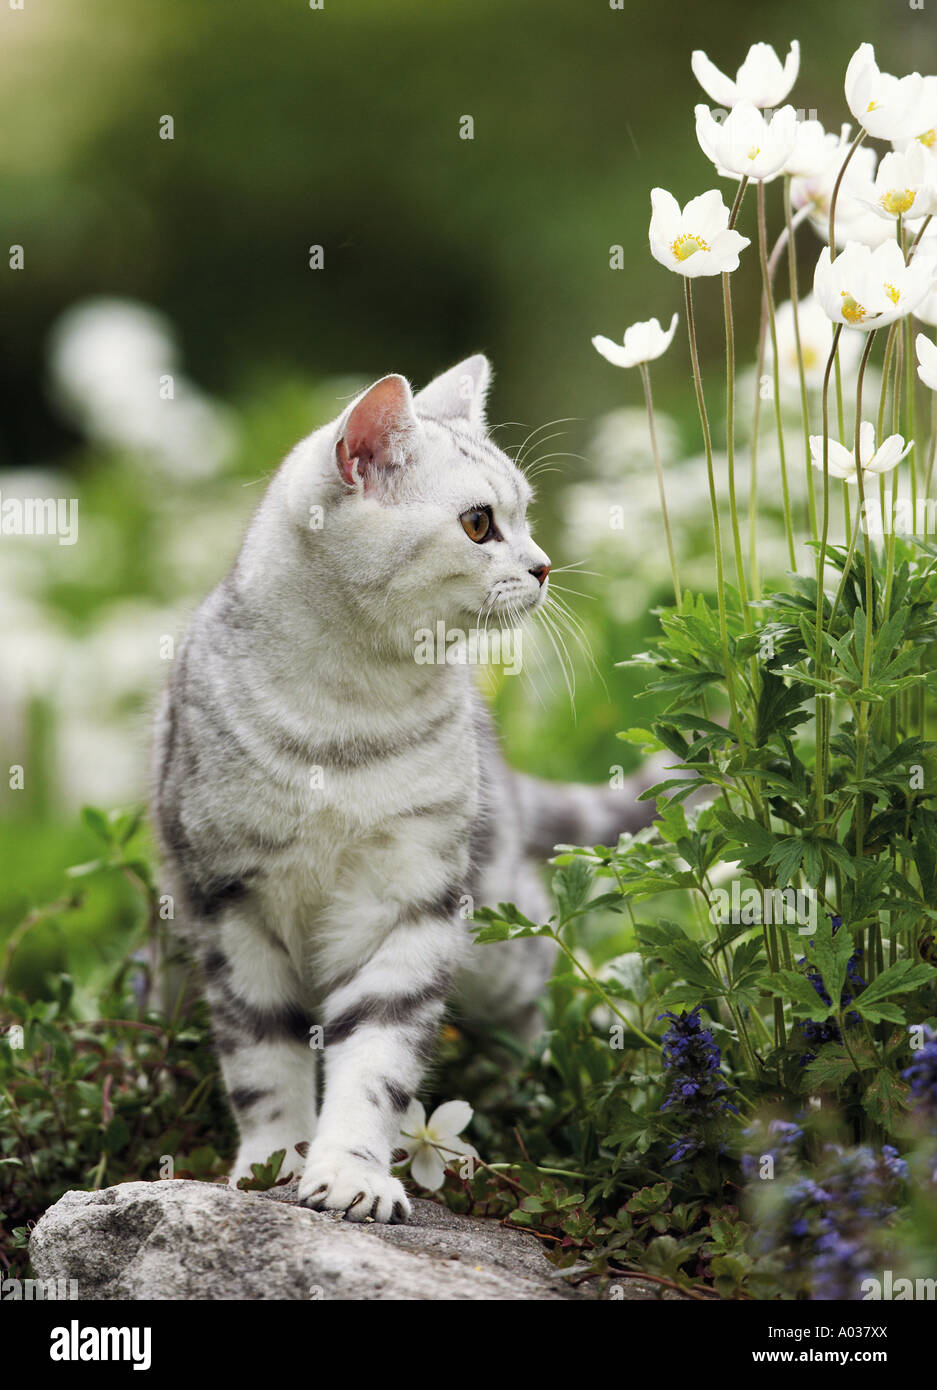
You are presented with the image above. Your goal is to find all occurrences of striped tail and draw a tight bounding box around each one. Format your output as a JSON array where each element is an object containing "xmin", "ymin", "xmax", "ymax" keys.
[{"xmin": 512, "ymin": 764, "xmax": 660, "ymax": 860}]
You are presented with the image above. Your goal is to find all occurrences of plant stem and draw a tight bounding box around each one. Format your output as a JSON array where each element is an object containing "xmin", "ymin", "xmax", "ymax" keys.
[{"xmin": 639, "ymin": 363, "xmax": 681, "ymax": 605}]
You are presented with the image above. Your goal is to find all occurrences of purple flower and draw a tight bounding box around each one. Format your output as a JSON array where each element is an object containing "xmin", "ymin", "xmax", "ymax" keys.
[
  {"xmin": 797, "ymin": 916, "xmax": 864, "ymax": 1064},
  {"xmin": 658, "ymin": 1006, "xmax": 737, "ymax": 1162},
  {"xmin": 902, "ymin": 1026, "xmax": 937, "ymax": 1127}
]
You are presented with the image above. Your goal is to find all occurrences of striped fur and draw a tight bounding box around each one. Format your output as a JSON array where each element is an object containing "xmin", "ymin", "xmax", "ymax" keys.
[{"xmin": 152, "ymin": 355, "xmax": 651, "ymax": 1222}]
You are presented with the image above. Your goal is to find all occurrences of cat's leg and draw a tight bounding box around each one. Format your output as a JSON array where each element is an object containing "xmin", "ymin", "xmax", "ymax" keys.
[
  {"xmin": 199, "ymin": 912, "xmax": 317, "ymax": 1184},
  {"xmin": 297, "ymin": 839, "xmax": 468, "ymax": 1223}
]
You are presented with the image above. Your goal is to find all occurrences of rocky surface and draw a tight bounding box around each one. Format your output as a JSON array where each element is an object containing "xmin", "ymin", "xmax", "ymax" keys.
[{"xmin": 29, "ymin": 1178, "xmax": 680, "ymax": 1301}]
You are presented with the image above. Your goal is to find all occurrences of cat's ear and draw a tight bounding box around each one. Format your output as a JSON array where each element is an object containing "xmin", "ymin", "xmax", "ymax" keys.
[
  {"xmin": 336, "ymin": 374, "xmax": 418, "ymax": 487},
  {"xmin": 412, "ymin": 354, "xmax": 491, "ymax": 429}
]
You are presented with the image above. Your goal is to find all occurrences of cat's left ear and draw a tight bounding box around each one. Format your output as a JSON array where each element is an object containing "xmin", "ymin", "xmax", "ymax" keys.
[{"xmin": 413, "ymin": 354, "xmax": 491, "ymax": 430}]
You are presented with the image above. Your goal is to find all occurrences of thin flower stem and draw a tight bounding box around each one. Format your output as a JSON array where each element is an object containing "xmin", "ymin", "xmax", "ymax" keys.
[
  {"xmin": 851, "ymin": 330, "xmax": 879, "ymax": 864},
  {"xmin": 639, "ymin": 362, "xmax": 681, "ymax": 605},
  {"xmin": 757, "ymin": 180, "xmax": 796, "ymax": 570},
  {"xmin": 815, "ymin": 324, "xmax": 844, "ymax": 823},
  {"xmin": 828, "ymin": 127, "xmax": 866, "ymax": 252},
  {"xmin": 552, "ymin": 931, "xmax": 662, "ymax": 1053},
  {"xmin": 784, "ymin": 174, "xmax": 816, "ymax": 541},
  {"xmin": 684, "ymin": 278, "xmax": 745, "ymax": 756}
]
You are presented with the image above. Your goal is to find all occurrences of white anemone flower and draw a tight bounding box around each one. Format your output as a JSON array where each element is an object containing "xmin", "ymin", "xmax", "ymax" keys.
[
  {"xmin": 767, "ymin": 294, "xmax": 863, "ymax": 391},
  {"xmin": 784, "ymin": 119, "xmax": 846, "ymax": 180},
  {"xmin": 917, "ymin": 333, "xmax": 937, "ymax": 391},
  {"xmin": 695, "ymin": 102, "xmax": 798, "ymax": 183},
  {"xmin": 691, "ymin": 41, "xmax": 800, "ymax": 109},
  {"xmin": 814, "ymin": 240, "xmax": 936, "ymax": 330},
  {"xmin": 592, "ymin": 313, "xmax": 679, "ymax": 369},
  {"xmin": 790, "ymin": 140, "xmax": 893, "ymax": 248},
  {"xmin": 863, "ymin": 144, "xmax": 937, "ymax": 221},
  {"xmin": 916, "ymin": 286, "xmax": 937, "ymax": 328},
  {"xmin": 396, "ymin": 1099, "xmax": 479, "ymax": 1192},
  {"xmin": 845, "ymin": 44, "xmax": 927, "ymax": 143},
  {"xmin": 809, "ymin": 422, "xmax": 912, "ymax": 484},
  {"xmin": 649, "ymin": 188, "xmax": 751, "ymax": 277},
  {"xmin": 894, "ymin": 75, "xmax": 937, "ymax": 156}
]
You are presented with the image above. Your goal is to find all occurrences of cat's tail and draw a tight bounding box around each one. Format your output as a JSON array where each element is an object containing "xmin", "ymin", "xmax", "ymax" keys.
[{"xmin": 512, "ymin": 762, "xmax": 663, "ymax": 861}]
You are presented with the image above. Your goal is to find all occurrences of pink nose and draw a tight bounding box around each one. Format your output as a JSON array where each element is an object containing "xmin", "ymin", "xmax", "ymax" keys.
[{"xmin": 529, "ymin": 563, "xmax": 551, "ymax": 587}]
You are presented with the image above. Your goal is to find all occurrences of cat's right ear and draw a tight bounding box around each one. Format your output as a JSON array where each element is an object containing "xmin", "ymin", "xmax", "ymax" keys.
[{"xmin": 336, "ymin": 375, "xmax": 418, "ymax": 488}]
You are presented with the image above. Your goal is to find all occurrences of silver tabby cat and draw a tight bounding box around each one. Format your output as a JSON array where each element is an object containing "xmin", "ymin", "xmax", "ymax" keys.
[{"xmin": 153, "ymin": 354, "xmax": 649, "ymax": 1222}]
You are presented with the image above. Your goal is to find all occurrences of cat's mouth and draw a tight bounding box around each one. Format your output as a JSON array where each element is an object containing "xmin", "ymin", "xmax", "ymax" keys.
[{"xmin": 485, "ymin": 579, "xmax": 544, "ymax": 617}]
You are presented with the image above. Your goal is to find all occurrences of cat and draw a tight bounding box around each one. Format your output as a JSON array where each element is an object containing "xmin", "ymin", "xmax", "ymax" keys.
[{"xmin": 152, "ymin": 354, "xmax": 652, "ymax": 1223}]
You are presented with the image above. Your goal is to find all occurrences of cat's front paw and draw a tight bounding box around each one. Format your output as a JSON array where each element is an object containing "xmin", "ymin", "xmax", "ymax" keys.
[{"xmin": 298, "ymin": 1149, "xmax": 410, "ymax": 1223}]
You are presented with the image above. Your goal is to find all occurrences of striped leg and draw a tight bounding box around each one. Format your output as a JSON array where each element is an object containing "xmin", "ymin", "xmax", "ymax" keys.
[
  {"xmin": 201, "ymin": 915, "xmax": 317, "ymax": 1184},
  {"xmin": 297, "ymin": 895, "xmax": 464, "ymax": 1223}
]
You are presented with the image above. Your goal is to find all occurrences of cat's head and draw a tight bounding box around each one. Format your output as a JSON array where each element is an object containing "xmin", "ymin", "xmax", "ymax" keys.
[{"xmin": 283, "ymin": 355, "xmax": 551, "ymax": 648}]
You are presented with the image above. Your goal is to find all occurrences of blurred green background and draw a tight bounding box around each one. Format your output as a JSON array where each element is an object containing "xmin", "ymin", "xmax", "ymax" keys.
[{"xmin": 0, "ymin": 0, "xmax": 917, "ymax": 996}]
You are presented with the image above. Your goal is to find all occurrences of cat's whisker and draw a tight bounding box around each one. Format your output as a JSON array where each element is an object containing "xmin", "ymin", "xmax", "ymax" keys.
[
  {"xmin": 535, "ymin": 601, "xmax": 577, "ymax": 705},
  {"xmin": 511, "ymin": 418, "xmax": 580, "ymax": 470}
]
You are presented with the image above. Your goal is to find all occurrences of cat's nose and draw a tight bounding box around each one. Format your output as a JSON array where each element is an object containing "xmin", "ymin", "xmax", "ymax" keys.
[{"xmin": 529, "ymin": 562, "xmax": 551, "ymax": 587}]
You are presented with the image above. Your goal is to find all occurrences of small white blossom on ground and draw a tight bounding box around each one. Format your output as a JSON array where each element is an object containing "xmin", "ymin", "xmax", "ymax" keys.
[
  {"xmin": 396, "ymin": 1099, "xmax": 479, "ymax": 1192},
  {"xmin": 649, "ymin": 188, "xmax": 750, "ymax": 277},
  {"xmin": 809, "ymin": 422, "xmax": 912, "ymax": 484},
  {"xmin": 592, "ymin": 313, "xmax": 679, "ymax": 369},
  {"xmin": 691, "ymin": 41, "xmax": 800, "ymax": 109}
]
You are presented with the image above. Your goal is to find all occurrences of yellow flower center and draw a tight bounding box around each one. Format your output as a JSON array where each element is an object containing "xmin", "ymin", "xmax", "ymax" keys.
[
  {"xmin": 866, "ymin": 100, "xmax": 880, "ymax": 113},
  {"xmin": 918, "ymin": 129, "xmax": 936, "ymax": 148},
  {"xmin": 747, "ymin": 146, "xmax": 760, "ymax": 161},
  {"xmin": 802, "ymin": 346, "xmax": 819, "ymax": 369},
  {"xmin": 840, "ymin": 292, "xmax": 868, "ymax": 324},
  {"xmin": 883, "ymin": 281, "xmax": 901, "ymax": 305},
  {"xmin": 671, "ymin": 233, "xmax": 710, "ymax": 262},
  {"xmin": 880, "ymin": 188, "xmax": 916, "ymax": 215}
]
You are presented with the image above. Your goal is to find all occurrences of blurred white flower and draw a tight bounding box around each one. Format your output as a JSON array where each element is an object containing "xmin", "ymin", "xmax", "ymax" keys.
[
  {"xmin": 790, "ymin": 138, "xmax": 892, "ymax": 248},
  {"xmin": 894, "ymin": 75, "xmax": 937, "ymax": 155},
  {"xmin": 814, "ymin": 240, "xmax": 936, "ymax": 330},
  {"xmin": 47, "ymin": 297, "xmax": 236, "ymax": 477},
  {"xmin": 696, "ymin": 101, "xmax": 798, "ymax": 183},
  {"xmin": 784, "ymin": 119, "xmax": 846, "ymax": 180},
  {"xmin": 845, "ymin": 44, "xmax": 926, "ymax": 142},
  {"xmin": 649, "ymin": 188, "xmax": 750, "ymax": 277},
  {"xmin": 592, "ymin": 313, "xmax": 679, "ymax": 369},
  {"xmin": 767, "ymin": 294, "xmax": 863, "ymax": 391},
  {"xmin": 397, "ymin": 1099, "xmax": 478, "ymax": 1191},
  {"xmin": 691, "ymin": 41, "xmax": 800, "ymax": 109},
  {"xmin": 917, "ymin": 333, "xmax": 937, "ymax": 391},
  {"xmin": 809, "ymin": 422, "xmax": 912, "ymax": 484},
  {"xmin": 915, "ymin": 285, "xmax": 937, "ymax": 328},
  {"xmin": 862, "ymin": 143, "xmax": 937, "ymax": 221}
]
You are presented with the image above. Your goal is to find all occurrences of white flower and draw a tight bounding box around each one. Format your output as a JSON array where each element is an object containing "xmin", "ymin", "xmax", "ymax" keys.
[
  {"xmin": 691, "ymin": 41, "xmax": 800, "ymax": 109},
  {"xmin": 917, "ymin": 333, "xmax": 937, "ymax": 391},
  {"xmin": 915, "ymin": 286, "xmax": 937, "ymax": 328},
  {"xmin": 396, "ymin": 1099, "xmax": 479, "ymax": 1191},
  {"xmin": 767, "ymin": 294, "xmax": 863, "ymax": 390},
  {"xmin": 862, "ymin": 143, "xmax": 937, "ymax": 221},
  {"xmin": 790, "ymin": 138, "xmax": 893, "ymax": 248},
  {"xmin": 784, "ymin": 118, "xmax": 845, "ymax": 179},
  {"xmin": 649, "ymin": 188, "xmax": 751, "ymax": 277},
  {"xmin": 809, "ymin": 421, "xmax": 912, "ymax": 484},
  {"xmin": 845, "ymin": 43, "xmax": 926, "ymax": 143},
  {"xmin": 894, "ymin": 74, "xmax": 937, "ymax": 155},
  {"xmin": 695, "ymin": 102, "xmax": 798, "ymax": 183},
  {"xmin": 813, "ymin": 239, "xmax": 936, "ymax": 330},
  {"xmin": 592, "ymin": 312, "xmax": 679, "ymax": 369}
]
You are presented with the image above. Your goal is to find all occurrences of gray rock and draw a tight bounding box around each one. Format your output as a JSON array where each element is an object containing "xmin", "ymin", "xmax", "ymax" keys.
[{"xmin": 29, "ymin": 1178, "xmax": 680, "ymax": 1301}]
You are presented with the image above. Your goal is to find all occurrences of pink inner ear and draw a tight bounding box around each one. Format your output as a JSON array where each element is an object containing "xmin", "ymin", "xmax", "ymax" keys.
[{"xmin": 338, "ymin": 376, "xmax": 414, "ymax": 486}]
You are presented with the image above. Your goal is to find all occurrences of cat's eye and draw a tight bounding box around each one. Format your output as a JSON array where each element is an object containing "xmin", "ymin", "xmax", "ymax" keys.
[{"xmin": 460, "ymin": 507, "xmax": 492, "ymax": 543}]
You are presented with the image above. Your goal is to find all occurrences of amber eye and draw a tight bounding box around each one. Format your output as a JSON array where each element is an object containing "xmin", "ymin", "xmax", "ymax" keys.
[{"xmin": 460, "ymin": 507, "xmax": 491, "ymax": 543}]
